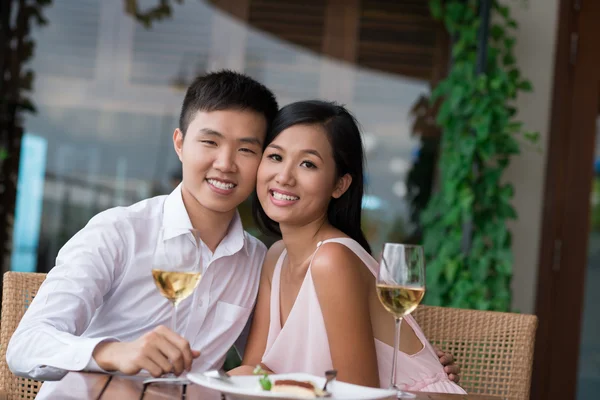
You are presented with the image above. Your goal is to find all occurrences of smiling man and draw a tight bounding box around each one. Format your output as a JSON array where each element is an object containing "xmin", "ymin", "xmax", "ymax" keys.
[{"xmin": 7, "ymin": 70, "xmax": 278, "ymax": 382}]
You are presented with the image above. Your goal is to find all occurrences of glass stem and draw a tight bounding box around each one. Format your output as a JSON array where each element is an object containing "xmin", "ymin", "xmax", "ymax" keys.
[
  {"xmin": 171, "ymin": 302, "xmax": 178, "ymax": 333},
  {"xmin": 390, "ymin": 316, "xmax": 402, "ymax": 389}
]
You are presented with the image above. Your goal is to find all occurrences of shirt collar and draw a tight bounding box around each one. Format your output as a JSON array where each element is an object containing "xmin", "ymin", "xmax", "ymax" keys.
[
  {"xmin": 218, "ymin": 210, "xmax": 248, "ymax": 258},
  {"xmin": 162, "ymin": 184, "xmax": 248, "ymax": 257},
  {"xmin": 162, "ymin": 184, "xmax": 194, "ymax": 240}
]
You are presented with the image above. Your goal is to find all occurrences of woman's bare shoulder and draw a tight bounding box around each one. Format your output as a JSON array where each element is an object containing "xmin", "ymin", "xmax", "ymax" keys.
[{"xmin": 310, "ymin": 241, "xmax": 367, "ymax": 288}]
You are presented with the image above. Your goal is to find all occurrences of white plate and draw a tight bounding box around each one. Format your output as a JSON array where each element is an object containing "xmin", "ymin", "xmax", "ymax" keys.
[{"xmin": 186, "ymin": 372, "xmax": 396, "ymax": 400}]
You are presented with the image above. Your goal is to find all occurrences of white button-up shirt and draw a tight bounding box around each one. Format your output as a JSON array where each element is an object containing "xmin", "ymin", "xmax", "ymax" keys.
[{"xmin": 6, "ymin": 185, "xmax": 266, "ymax": 381}]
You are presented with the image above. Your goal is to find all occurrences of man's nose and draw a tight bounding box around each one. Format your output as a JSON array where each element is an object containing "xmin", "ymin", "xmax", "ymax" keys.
[{"xmin": 214, "ymin": 149, "xmax": 237, "ymax": 173}]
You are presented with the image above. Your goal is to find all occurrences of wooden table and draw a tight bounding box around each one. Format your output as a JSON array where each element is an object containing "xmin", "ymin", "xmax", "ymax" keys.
[{"xmin": 34, "ymin": 372, "xmax": 499, "ymax": 400}]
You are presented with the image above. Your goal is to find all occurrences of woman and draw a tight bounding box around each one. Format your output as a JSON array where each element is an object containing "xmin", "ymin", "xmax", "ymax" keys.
[{"xmin": 230, "ymin": 101, "xmax": 465, "ymax": 393}]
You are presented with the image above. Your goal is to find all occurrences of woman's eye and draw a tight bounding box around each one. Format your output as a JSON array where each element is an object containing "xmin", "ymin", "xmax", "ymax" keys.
[
  {"xmin": 267, "ymin": 154, "xmax": 282, "ymax": 162},
  {"xmin": 301, "ymin": 161, "xmax": 316, "ymax": 169}
]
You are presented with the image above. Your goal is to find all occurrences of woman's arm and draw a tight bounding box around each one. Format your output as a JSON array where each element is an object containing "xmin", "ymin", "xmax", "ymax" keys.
[
  {"xmin": 311, "ymin": 243, "xmax": 380, "ymax": 388},
  {"xmin": 228, "ymin": 241, "xmax": 285, "ymax": 376}
]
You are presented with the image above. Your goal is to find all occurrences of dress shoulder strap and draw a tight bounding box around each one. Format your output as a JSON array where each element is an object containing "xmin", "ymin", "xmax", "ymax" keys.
[
  {"xmin": 268, "ymin": 248, "xmax": 288, "ymax": 329},
  {"xmin": 308, "ymin": 238, "xmax": 379, "ymax": 276}
]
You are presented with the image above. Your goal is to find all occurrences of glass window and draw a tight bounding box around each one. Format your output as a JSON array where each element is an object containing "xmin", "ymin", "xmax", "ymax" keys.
[{"xmin": 16, "ymin": 0, "xmax": 444, "ymax": 271}]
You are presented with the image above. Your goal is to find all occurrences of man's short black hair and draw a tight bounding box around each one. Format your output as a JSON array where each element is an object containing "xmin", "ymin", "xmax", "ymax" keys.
[{"xmin": 179, "ymin": 70, "xmax": 278, "ymax": 136}]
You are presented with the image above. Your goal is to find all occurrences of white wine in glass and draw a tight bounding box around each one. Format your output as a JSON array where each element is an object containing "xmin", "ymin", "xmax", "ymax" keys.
[
  {"xmin": 152, "ymin": 227, "xmax": 203, "ymax": 334},
  {"xmin": 376, "ymin": 243, "xmax": 426, "ymax": 399},
  {"xmin": 376, "ymin": 284, "xmax": 425, "ymax": 318},
  {"xmin": 152, "ymin": 270, "xmax": 202, "ymax": 307}
]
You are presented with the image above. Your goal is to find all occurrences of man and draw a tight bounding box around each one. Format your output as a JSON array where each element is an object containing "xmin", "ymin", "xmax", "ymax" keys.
[{"xmin": 7, "ymin": 70, "xmax": 278, "ymax": 381}]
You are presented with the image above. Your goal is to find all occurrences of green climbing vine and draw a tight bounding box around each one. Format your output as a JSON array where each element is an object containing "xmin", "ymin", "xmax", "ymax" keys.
[{"xmin": 421, "ymin": 0, "xmax": 538, "ymax": 311}]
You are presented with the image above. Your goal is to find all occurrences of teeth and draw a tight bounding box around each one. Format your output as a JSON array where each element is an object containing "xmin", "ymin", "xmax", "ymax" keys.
[
  {"xmin": 272, "ymin": 191, "xmax": 299, "ymax": 201},
  {"xmin": 208, "ymin": 179, "xmax": 235, "ymax": 190}
]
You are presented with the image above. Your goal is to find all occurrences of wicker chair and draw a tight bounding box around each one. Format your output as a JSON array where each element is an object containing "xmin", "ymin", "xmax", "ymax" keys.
[
  {"xmin": 0, "ymin": 272, "xmax": 47, "ymax": 400},
  {"xmin": 412, "ymin": 305, "xmax": 538, "ymax": 400},
  {"xmin": 0, "ymin": 271, "xmax": 242, "ymax": 399}
]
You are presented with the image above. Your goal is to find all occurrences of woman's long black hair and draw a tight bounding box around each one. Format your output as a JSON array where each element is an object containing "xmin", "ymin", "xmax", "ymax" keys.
[{"xmin": 252, "ymin": 100, "xmax": 372, "ymax": 255}]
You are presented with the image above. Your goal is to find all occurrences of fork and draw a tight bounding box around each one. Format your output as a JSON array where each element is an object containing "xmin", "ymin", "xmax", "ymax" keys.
[
  {"xmin": 322, "ymin": 369, "xmax": 337, "ymax": 392},
  {"xmin": 204, "ymin": 369, "xmax": 232, "ymax": 383}
]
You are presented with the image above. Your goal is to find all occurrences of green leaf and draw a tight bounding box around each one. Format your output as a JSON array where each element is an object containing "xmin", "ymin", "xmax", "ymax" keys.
[
  {"xmin": 471, "ymin": 256, "xmax": 490, "ymax": 283},
  {"xmin": 458, "ymin": 186, "xmax": 475, "ymax": 211},
  {"xmin": 508, "ymin": 68, "xmax": 520, "ymax": 82},
  {"xmin": 446, "ymin": 2, "xmax": 466, "ymax": 24},
  {"xmin": 497, "ymin": 5, "xmax": 510, "ymax": 19},
  {"xmin": 500, "ymin": 184, "xmax": 515, "ymax": 201},
  {"xmin": 504, "ymin": 37, "xmax": 516, "ymax": 50},
  {"xmin": 496, "ymin": 251, "xmax": 513, "ymax": 275},
  {"xmin": 444, "ymin": 259, "xmax": 461, "ymax": 283},
  {"xmin": 489, "ymin": 79, "xmax": 501, "ymax": 92},
  {"xmin": 429, "ymin": 0, "xmax": 443, "ymax": 19},
  {"xmin": 506, "ymin": 121, "xmax": 524, "ymax": 133},
  {"xmin": 524, "ymin": 131, "xmax": 540, "ymax": 143},
  {"xmin": 518, "ymin": 79, "xmax": 533, "ymax": 91},
  {"xmin": 475, "ymin": 298, "xmax": 492, "ymax": 310},
  {"xmin": 426, "ymin": 258, "xmax": 445, "ymax": 284},
  {"xmin": 503, "ymin": 53, "xmax": 516, "ymax": 66},
  {"xmin": 498, "ymin": 203, "xmax": 518, "ymax": 219},
  {"xmin": 449, "ymin": 85, "xmax": 467, "ymax": 110},
  {"xmin": 423, "ymin": 289, "xmax": 443, "ymax": 306},
  {"xmin": 460, "ymin": 135, "xmax": 477, "ymax": 157},
  {"xmin": 490, "ymin": 25, "xmax": 504, "ymax": 41},
  {"xmin": 474, "ymin": 114, "xmax": 492, "ymax": 140}
]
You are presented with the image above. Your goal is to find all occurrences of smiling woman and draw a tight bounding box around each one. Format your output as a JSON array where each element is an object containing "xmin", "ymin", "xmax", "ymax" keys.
[
  {"xmin": 252, "ymin": 101, "xmax": 369, "ymax": 253},
  {"xmin": 257, "ymin": 122, "xmax": 349, "ymax": 230},
  {"xmin": 228, "ymin": 101, "xmax": 465, "ymax": 395}
]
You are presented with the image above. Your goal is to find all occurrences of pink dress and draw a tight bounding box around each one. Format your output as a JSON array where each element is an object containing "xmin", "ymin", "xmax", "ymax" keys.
[{"xmin": 261, "ymin": 238, "xmax": 466, "ymax": 394}]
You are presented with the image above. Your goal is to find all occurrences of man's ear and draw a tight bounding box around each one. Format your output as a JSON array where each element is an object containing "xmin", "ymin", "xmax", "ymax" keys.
[
  {"xmin": 173, "ymin": 128, "xmax": 184, "ymax": 162},
  {"xmin": 332, "ymin": 173, "xmax": 352, "ymax": 199}
]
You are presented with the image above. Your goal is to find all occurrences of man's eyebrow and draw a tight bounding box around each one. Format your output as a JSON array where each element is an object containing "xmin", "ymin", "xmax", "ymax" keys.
[
  {"xmin": 199, "ymin": 128, "xmax": 224, "ymax": 138},
  {"xmin": 199, "ymin": 129, "xmax": 261, "ymax": 146},
  {"xmin": 239, "ymin": 137, "xmax": 262, "ymax": 146}
]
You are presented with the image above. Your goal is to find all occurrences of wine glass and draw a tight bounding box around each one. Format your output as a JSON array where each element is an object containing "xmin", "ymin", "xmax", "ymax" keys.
[
  {"xmin": 376, "ymin": 243, "xmax": 426, "ymax": 399},
  {"xmin": 152, "ymin": 227, "xmax": 203, "ymax": 335}
]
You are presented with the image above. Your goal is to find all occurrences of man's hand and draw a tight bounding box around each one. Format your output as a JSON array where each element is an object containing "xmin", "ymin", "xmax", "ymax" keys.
[
  {"xmin": 435, "ymin": 347, "xmax": 461, "ymax": 384},
  {"xmin": 93, "ymin": 325, "xmax": 200, "ymax": 377}
]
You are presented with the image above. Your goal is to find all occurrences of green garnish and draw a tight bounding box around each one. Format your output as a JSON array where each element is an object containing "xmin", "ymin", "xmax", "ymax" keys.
[
  {"xmin": 259, "ymin": 375, "xmax": 272, "ymax": 391},
  {"xmin": 253, "ymin": 365, "xmax": 272, "ymax": 391}
]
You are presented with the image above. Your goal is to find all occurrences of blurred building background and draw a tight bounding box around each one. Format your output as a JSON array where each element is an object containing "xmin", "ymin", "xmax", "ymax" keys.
[
  {"xmin": 3, "ymin": 1, "xmax": 599, "ymax": 399},
  {"xmin": 13, "ymin": 0, "xmax": 452, "ymax": 273}
]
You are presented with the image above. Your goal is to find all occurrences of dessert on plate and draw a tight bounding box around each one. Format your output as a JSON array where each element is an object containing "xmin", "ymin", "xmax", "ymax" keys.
[
  {"xmin": 253, "ymin": 366, "xmax": 332, "ymax": 398},
  {"xmin": 271, "ymin": 379, "xmax": 327, "ymax": 398}
]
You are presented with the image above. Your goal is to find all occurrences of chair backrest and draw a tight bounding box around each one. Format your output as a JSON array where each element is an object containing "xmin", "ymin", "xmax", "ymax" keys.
[
  {"xmin": 0, "ymin": 272, "xmax": 47, "ymax": 400},
  {"xmin": 412, "ymin": 305, "xmax": 538, "ymax": 400}
]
